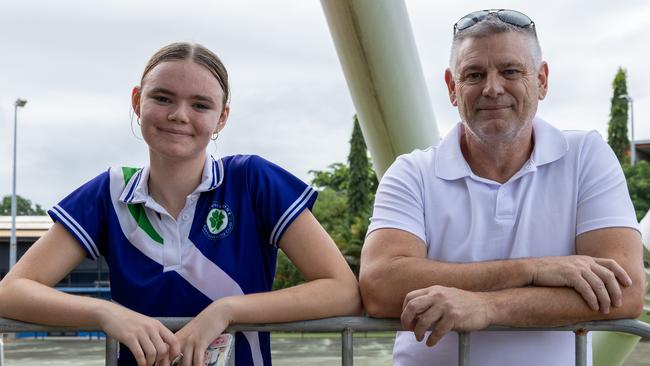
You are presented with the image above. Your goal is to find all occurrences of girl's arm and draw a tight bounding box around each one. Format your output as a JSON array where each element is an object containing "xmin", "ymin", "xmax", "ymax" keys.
[
  {"xmin": 176, "ymin": 209, "xmax": 361, "ymax": 366},
  {"xmin": 0, "ymin": 222, "xmax": 180, "ymax": 366}
]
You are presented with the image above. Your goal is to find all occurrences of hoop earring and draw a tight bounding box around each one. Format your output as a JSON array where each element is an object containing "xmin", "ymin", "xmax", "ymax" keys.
[
  {"xmin": 129, "ymin": 108, "xmax": 143, "ymax": 140},
  {"xmin": 211, "ymin": 132, "xmax": 219, "ymax": 141}
]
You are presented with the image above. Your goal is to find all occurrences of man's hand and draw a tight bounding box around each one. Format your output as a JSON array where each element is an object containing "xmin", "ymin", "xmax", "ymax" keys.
[
  {"xmin": 401, "ymin": 286, "xmax": 491, "ymax": 347},
  {"xmin": 530, "ymin": 255, "xmax": 632, "ymax": 314}
]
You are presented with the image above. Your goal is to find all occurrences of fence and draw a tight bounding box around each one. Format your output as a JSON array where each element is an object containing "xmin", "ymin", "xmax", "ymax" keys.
[{"xmin": 1, "ymin": 316, "xmax": 650, "ymax": 366}]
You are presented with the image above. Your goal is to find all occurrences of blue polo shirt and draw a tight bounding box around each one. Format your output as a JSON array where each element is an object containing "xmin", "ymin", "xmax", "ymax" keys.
[{"xmin": 48, "ymin": 154, "xmax": 318, "ymax": 366}]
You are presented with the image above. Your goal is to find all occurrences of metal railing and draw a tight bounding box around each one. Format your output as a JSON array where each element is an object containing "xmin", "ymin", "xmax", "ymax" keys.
[{"xmin": 1, "ymin": 317, "xmax": 650, "ymax": 366}]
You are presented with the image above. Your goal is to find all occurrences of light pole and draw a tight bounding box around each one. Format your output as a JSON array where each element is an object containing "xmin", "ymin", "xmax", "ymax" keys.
[
  {"xmin": 620, "ymin": 94, "xmax": 635, "ymax": 165},
  {"xmin": 10, "ymin": 98, "xmax": 27, "ymax": 270}
]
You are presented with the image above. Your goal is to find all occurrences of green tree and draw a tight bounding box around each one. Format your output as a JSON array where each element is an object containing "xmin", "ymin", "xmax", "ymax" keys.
[
  {"xmin": 345, "ymin": 116, "xmax": 378, "ymax": 274},
  {"xmin": 309, "ymin": 163, "xmax": 349, "ymax": 192},
  {"xmin": 348, "ymin": 116, "xmax": 372, "ymax": 221},
  {"xmin": 273, "ymin": 115, "xmax": 379, "ymax": 288},
  {"xmin": 623, "ymin": 161, "xmax": 650, "ymax": 222},
  {"xmin": 607, "ymin": 68, "xmax": 630, "ymax": 163},
  {"xmin": 0, "ymin": 195, "xmax": 46, "ymax": 216},
  {"xmin": 311, "ymin": 188, "xmax": 350, "ymax": 250}
]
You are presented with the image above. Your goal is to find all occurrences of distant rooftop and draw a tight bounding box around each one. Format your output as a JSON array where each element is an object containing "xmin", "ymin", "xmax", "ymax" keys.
[{"xmin": 0, "ymin": 216, "xmax": 52, "ymax": 239}]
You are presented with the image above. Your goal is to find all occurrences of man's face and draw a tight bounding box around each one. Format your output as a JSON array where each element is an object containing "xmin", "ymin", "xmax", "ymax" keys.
[{"xmin": 445, "ymin": 32, "xmax": 548, "ymax": 143}]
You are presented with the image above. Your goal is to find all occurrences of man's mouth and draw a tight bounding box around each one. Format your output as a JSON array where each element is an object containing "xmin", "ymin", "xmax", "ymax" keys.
[{"xmin": 478, "ymin": 105, "xmax": 511, "ymax": 110}]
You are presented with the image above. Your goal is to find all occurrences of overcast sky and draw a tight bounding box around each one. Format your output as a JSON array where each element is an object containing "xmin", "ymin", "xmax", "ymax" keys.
[{"xmin": 1, "ymin": 0, "xmax": 649, "ymax": 210}]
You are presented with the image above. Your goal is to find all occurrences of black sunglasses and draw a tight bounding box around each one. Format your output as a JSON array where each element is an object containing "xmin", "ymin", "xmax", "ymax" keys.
[{"xmin": 454, "ymin": 9, "xmax": 535, "ymax": 35}]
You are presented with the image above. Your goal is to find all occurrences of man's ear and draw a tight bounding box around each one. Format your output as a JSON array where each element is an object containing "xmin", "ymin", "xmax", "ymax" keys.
[
  {"xmin": 444, "ymin": 69, "xmax": 458, "ymax": 106},
  {"xmin": 537, "ymin": 62, "xmax": 549, "ymax": 101},
  {"xmin": 131, "ymin": 86, "xmax": 142, "ymax": 116}
]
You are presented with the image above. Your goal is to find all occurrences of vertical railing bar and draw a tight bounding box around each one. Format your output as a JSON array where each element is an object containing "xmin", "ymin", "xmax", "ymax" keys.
[
  {"xmin": 342, "ymin": 327, "xmax": 353, "ymax": 366},
  {"xmin": 106, "ymin": 336, "xmax": 118, "ymax": 366},
  {"xmin": 575, "ymin": 329, "xmax": 588, "ymax": 366},
  {"xmin": 0, "ymin": 335, "xmax": 5, "ymax": 366},
  {"xmin": 458, "ymin": 332, "xmax": 470, "ymax": 366}
]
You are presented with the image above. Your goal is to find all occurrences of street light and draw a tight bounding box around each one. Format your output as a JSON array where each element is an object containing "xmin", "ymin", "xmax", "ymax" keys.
[
  {"xmin": 620, "ymin": 94, "xmax": 635, "ymax": 165},
  {"xmin": 10, "ymin": 98, "xmax": 27, "ymax": 270}
]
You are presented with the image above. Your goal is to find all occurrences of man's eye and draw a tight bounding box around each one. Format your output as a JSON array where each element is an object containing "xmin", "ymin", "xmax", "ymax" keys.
[
  {"xmin": 193, "ymin": 103, "xmax": 210, "ymax": 110},
  {"xmin": 153, "ymin": 96, "xmax": 171, "ymax": 103},
  {"xmin": 466, "ymin": 73, "xmax": 482, "ymax": 81},
  {"xmin": 503, "ymin": 69, "xmax": 520, "ymax": 77}
]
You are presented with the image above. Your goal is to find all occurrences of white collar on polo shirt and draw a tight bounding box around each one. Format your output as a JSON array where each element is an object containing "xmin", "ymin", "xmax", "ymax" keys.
[
  {"xmin": 434, "ymin": 116, "xmax": 569, "ymax": 181},
  {"xmin": 119, "ymin": 153, "xmax": 224, "ymax": 205}
]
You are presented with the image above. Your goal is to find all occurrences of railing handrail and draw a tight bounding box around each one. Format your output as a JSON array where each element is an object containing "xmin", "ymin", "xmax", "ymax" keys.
[
  {"xmin": 2, "ymin": 317, "xmax": 649, "ymax": 366},
  {"xmin": 1, "ymin": 316, "xmax": 649, "ymax": 338}
]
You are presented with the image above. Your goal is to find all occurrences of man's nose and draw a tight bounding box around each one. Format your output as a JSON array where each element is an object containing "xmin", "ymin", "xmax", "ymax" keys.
[{"xmin": 482, "ymin": 72, "xmax": 505, "ymax": 98}]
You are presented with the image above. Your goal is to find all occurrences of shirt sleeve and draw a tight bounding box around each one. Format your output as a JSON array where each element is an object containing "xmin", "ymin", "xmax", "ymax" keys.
[
  {"xmin": 245, "ymin": 155, "xmax": 318, "ymax": 247},
  {"xmin": 47, "ymin": 170, "xmax": 111, "ymax": 260},
  {"xmin": 367, "ymin": 154, "xmax": 427, "ymax": 244},
  {"xmin": 576, "ymin": 131, "xmax": 640, "ymax": 235}
]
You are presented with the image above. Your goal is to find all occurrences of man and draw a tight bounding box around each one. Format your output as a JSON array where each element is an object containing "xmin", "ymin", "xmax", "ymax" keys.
[{"xmin": 359, "ymin": 9, "xmax": 645, "ymax": 365}]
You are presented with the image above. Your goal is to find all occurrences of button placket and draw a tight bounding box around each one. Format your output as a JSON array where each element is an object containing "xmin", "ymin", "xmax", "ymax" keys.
[
  {"xmin": 495, "ymin": 184, "xmax": 514, "ymax": 219},
  {"xmin": 176, "ymin": 198, "xmax": 199, "ymax": 268},
  {"xmin": 160, "ymin": 214, "xmax": 182, "ymax": 270}
]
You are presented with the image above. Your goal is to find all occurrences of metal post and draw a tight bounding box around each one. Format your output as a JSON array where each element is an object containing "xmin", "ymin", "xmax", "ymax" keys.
[
  {"xmin": 575, "ymin": 329, "xmax": 588, "ymax": 366},
  {"xmin": 106, "ymin": 337, "xmax": 118, "ymax": 366},
  {"xmin": 458, "ymin": 332, "xmax": 470, "ymax": 366},
  {"xmin": 9, "ymin": 99, "xmax": 27, "ymax": 270},
  {"xmin": 629, "ymin": 97, "xmax": 635, "ymax": 165},
  {"xmin": 342, "ymin": 327, "xmax": 353, "ymax": 366},
  {"xmin": 0, "ymin": 336, "xmax": 4, "ymax": 366}
]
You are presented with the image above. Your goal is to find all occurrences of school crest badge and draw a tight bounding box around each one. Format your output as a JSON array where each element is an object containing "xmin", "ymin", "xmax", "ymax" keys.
[{"xmin": 203, "ymin": 202, "xmax": 233, "ymax": 240}]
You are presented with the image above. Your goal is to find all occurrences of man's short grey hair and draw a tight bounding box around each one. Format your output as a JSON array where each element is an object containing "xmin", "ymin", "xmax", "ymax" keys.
[{"xmin": 449, "ymin": 15, "xmax": 543, "ymax": 75}]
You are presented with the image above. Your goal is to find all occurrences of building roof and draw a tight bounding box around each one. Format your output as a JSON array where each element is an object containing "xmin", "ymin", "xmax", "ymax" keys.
[{"xmin": 0, "ymin": 216, "xmax": 53, "ymax": 239}]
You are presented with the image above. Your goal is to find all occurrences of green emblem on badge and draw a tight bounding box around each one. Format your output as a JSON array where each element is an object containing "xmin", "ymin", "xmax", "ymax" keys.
[
  {"xmin": 207, "ymin": 208, "xmax": 228, "ymax": 234},
  {"xmin": 203, "ymin": 202, "xmax": 233, "ymax": 240}
]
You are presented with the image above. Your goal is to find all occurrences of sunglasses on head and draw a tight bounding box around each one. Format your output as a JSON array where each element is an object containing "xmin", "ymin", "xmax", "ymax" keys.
[{"xmin": 454, "ymin": 9, "xmax": 535, "ymax": 35}]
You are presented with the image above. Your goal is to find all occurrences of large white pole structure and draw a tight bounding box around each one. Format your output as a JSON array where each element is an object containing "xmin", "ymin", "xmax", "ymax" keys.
[
  {"xmin": 320, "ymin": 0, "xmax": 438, "ymax": 178},
  {"xmin": 10, "ymin": 99, "xmax": 27, "ymax": 270}
]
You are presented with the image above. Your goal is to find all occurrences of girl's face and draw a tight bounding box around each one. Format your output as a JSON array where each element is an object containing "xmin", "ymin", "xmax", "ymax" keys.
[{"xmin": 132, "ymin": 60, "xmax": 229, "ymax": 163}]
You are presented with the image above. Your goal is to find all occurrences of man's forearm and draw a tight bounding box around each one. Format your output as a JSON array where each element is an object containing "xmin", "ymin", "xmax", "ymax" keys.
[
  {"xmin": 361, "ymin": 255, "xmax": 533, "ymax": 317},
  {"xmin": 485, "ymin": 285, "xmax": 645, "ymax": 327}
]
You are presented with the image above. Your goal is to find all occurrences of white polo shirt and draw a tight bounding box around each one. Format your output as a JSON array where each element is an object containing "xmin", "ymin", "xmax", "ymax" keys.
[{"xmin": 368, "ymin": 117, "xmax": 639, "ymax": 366}]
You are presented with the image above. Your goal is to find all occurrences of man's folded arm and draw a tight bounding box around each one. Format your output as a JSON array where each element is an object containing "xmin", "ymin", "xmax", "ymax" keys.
[
  {"xmin": 360, "ymin": 226, "xmax": 645, "ymax": 323},
  {"xmin": 360, "ymin": 228, "xmax": 535, "ymax": 317}
]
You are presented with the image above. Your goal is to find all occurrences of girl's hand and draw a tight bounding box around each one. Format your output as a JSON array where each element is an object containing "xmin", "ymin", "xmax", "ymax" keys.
[
  {"xmin": 97, "ymin": 302, "xmax": 180, "ymax": 366},
  {"xmin": 175, "ymin": 299, "xmax": 233, "ymax": 366}
]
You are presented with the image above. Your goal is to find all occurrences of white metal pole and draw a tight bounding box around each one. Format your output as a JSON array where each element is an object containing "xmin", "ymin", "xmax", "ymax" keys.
[
  {"xmin": 320, "ymin": 0, "xmax": 439, "ymax": 178},
  {"xmin": 10, "ymin": 99, "xmax": 26, "ymax": 270},
  {"xmin": 630, "ymin": 97, "xmax": 635, "ymax": 166}
]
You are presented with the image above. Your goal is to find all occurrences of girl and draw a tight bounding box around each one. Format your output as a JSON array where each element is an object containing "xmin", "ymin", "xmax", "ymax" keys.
[{"xmin": 0, "ymin": 42, "xmax": 361, "ymax": 366}]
